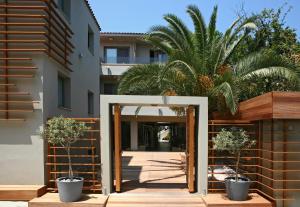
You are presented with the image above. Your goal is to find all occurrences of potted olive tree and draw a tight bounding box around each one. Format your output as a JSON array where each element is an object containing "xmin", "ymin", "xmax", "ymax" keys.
[
  {"xmin": 213, "ymin": 127, "xmax": 256, "ymax": 201},
  {"xmin": 42, "ymin": 116, "xmax": 90, "ymax": 202}
]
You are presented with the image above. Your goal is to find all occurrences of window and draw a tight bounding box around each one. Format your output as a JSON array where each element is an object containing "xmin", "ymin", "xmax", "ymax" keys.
[
  {"xmin": 88, "ymin": 91, "xmax": 94, "ymax": 114},
  {"xmin": 150, "ymin": 50, "xmax": 168, "ymax": 63},
  {"xmin": 103, "ymin": 83, "xmax": 117, "ymax": 95},
  {"xmin": 104, "ymin": 47, "xmax": 130, "ymax": 63},
  {"xmin": 58, "ymin": 75, "xmax": 71, "ymax": 108},
  {"xmin": 88, "ymin": 25, "xmax": 94, "ymax": 55},
  {"xmin": 57, "ymin": 0, "xmax": 71, "ymax": 21}
]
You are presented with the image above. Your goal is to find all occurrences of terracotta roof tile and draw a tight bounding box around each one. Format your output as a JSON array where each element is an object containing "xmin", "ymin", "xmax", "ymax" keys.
[{"xmin": 84, "ymin": 0, "xmax": 101, "ymax": 30}]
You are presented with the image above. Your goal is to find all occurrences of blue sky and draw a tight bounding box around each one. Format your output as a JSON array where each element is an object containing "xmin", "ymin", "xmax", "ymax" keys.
[{"xmin": 89, "ymin": 0, "xmax": 300, "ymax": 37}]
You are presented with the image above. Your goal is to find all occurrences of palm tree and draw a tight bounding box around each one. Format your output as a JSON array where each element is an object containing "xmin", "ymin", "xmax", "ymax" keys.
[{"xmin": 118, "ymin": 5, "xmax": 299, "ymax": 115}]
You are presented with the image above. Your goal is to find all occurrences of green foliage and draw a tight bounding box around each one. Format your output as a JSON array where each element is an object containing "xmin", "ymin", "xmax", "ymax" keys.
[
  {"xmin": 42, "ymin": 116, "xmax": 89, "ymax": 147},
  {"xmin": 118, "ymin": 4, "xmax": 299, "ymax": 115},
  {"xmin": 42, "ymin": 116, "xmax": 90, "ymax": 179},
  {"xmin": 232, "ymin": 4, "xmax": 300, "ymax": 65},
  {"xmin": 213, "ymin": 127, "xmax": 256, "ymax": 181},
  {"xmin": 213, "ymin": 128, "xmax": 255, "ymax": 154}
]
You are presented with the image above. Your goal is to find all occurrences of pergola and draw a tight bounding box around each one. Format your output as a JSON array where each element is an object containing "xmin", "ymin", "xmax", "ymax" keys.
[{"xmin": 100, "ymin": 95, "xmax": 208, "ymax": 195}]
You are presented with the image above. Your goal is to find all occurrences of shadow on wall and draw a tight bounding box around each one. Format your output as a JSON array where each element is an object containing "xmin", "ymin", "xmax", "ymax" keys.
[{"xmin": 0, "ymin": 111, "xmax": 43, "ymax": 145}]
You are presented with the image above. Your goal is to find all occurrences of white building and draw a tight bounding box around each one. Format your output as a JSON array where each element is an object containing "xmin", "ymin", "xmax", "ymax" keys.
[
  {"xmin": 0, "ymin": 0, "xmax": 101, "ymax": 185},
  {"xmin": 100, "ymin": 32, "xmax": 186, "ymax": 151}
]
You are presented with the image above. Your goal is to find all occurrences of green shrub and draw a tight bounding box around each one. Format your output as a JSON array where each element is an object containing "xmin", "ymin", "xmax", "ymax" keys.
[
  {"xmin": 213, "ymin": 127, "xmax": 256, "ymax": 181},
  {"xmin": 42, "ymin": 116, "xmax": 90, "ymax": 179}
]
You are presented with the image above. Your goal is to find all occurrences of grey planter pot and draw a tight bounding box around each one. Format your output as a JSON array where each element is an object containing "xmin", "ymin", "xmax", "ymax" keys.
[
  {"xmin": 224, "ymin": 177, "xmax": 250, "ymax": 201},
  {"xmin": 56, "ymin": 177, "xmax": 84, "ymax": 202}
]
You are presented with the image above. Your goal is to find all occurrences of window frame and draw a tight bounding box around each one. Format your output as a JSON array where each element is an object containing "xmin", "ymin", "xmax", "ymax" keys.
[
  {"xmin": 88, "ymin": 91, "xmax": 94, "ymax": 115},
  {"xmin": 88, "ymin": 25, "xmax": 95, "ymax": 55},
  {"xmin": 57, "ymin": 74, "xmax": 71, "ymax": 109}
]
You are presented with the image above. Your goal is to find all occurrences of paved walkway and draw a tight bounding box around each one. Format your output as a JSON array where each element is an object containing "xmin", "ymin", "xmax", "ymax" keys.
[{"xmin": 122, "ymin": 151, "xmax": 187, "ymax": 193}]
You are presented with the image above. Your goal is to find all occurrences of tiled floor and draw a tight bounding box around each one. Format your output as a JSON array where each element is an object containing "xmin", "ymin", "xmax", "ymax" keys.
[{"xmin": 121, "ymin": 151, "xmax": 188, "ymax": 193}]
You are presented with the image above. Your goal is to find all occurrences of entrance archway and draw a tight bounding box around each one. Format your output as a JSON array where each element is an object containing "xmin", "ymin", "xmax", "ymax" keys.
[{"xmin": 100, "ymin": 95, "xmax": 208, "ymax": 195}]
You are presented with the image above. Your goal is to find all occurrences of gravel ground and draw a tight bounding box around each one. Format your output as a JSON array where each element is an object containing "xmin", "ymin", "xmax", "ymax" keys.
[{"xmin": 0, "ymin": 202, "xmax": 28, "ymax": 207}]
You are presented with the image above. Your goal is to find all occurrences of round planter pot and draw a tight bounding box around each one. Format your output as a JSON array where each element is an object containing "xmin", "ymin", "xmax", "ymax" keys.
[
  {"xmin": 224, "ymin": 177, "xmax": 250, "ymax": 201},
  {"xmin": 56, "ymin": 177, "xmax": 84, "ymax": 202}
]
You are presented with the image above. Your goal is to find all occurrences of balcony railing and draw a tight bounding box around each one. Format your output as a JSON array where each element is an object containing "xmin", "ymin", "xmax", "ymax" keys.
[{"xmin": 102, "ymin": 56, "xmax": 168, "ymax": 64}]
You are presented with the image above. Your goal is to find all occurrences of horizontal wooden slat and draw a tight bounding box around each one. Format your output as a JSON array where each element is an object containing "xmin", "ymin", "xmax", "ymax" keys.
[
  {"xmin": 0, "ymin": 66, "xmax": 38, "ymax": 70},
  {"xmin": 0, "ymin": 109, "xmax": 33, "ymax": 113},
  {"xmin": 0, "ymin": 92, "xmax": 30, "ymax": 95},
  {"xmin": 0, "ymin": 118, "xmax": 25, "ymax": 121},
  {"xmin": 46, "ymin": 163, "xmax": 100, "ymax": 166},
  {"xmin": 0, "ymin": 74, "xmax": 34, "ymax": 78}
]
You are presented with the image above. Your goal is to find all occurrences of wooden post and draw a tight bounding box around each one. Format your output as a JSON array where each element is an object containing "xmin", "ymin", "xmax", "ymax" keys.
[
  {"xmin": 114, "ymin": 104, "xmax": 122, "ymax": 192},
  {"xmin": 186, "ymin": 106, "xmax": 195, "ymax": 193},
  {"xmin": 4, "ymin": 0, "xmax": 9, "ymax": 119}
]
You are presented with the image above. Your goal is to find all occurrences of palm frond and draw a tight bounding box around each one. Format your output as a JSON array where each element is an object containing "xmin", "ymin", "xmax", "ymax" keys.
[
  {"xmin": 149, "ymin": 25, "xmax": 185, "ymax": 50},
  {"xmin": 235, "ymin": 51, "xmax": 296, "ymax": 76},
  {"xmin": 163, "ymin": 14, "xmax": 194, "ymax": 49},
  {"xmin": 207, "ymin": 6, "xmax": 218, "ymax": 44},
  {"xmin": 186, "ymin": 5, "xmax": 207, "ymax": 54},
  {"xmin": 118, "ymin": 64, "xmax": 163, "ymax": 95},
  {"xmin": 212, "ymin": 82, "xmax": 238, "ymax": 114},
  {"xmin": 241, "ymin": 67, "xmax": 299, "ymax": 84}
]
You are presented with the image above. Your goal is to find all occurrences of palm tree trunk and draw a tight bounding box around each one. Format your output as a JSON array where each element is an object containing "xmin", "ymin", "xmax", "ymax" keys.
[{"xmin": 235, "ymin": 151, "xmax": 240, "ymax": 182}]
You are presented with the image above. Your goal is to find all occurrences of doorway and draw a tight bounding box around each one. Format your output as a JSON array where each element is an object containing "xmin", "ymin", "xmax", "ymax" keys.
[
  {"xmin": 100, "ymin": 95, "xmax": 208, "ymax": 195},
  {"xmin": 113, "ymin": 104, "xmax": 196, "ymax": 193}
]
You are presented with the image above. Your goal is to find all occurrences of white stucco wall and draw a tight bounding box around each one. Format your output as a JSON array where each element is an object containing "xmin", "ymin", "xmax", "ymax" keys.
[
  {"xmin": 44, "ymin": 0, "xmax": 100, "ymax": 119},
  {"xmin": 0, "ymin": 54, "xmax": 44, "ymax": 184},
  {"xmin": 0, "ymin": 0, "xmax": 100, "ymax": 185}
]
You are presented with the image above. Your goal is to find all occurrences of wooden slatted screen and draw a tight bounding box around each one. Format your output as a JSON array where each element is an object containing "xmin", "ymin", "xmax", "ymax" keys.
[
  {"xmin": 0, "ymin": 0, "xmax": 73, "ymax": 121},
  {"xmin": 208, "ymin": 119, "xmax": 300, "ymax": 206},
  {"xmin": 46, "ymin": 118, "xmax": 101, "ymax": 193}
]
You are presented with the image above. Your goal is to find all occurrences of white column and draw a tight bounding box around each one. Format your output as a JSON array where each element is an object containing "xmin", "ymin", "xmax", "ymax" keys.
[{"xmin": 130, "ymin": 121, "xmax": 138, "ymax": 150}]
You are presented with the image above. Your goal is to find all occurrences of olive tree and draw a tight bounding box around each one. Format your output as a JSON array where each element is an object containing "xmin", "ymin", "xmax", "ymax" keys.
[
  {"xmin": 42, "ymin": 116, "xmax": 90, "ymax": 179},
  {"xmin": 213, "ymin": 127, "xmax": 256, "ymax": 181}
]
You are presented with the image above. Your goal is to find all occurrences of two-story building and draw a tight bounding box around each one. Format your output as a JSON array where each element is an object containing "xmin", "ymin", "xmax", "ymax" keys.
[{"xmin": 100, "ymin": 32, "xmax": 186, "ymax": 152}]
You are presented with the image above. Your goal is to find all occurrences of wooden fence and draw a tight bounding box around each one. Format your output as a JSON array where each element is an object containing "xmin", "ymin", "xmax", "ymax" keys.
[
  {"xmin": 46, "ymin": 118, "xmax": 101, "ymax": 193},
  {"xmin": 208, "ymin": 119, "xmax": 300, "ymax": 207}
]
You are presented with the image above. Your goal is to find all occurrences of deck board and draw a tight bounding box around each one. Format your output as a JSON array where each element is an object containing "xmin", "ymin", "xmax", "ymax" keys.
[
  {"xmin": 0, "ymin": 185, "xmax": 46, "ymax": 201},
  {"xmin": 28, "ymin": 193, "xmax": 108, "ymax": 207},
  {"xmin": 106, "ymin": 193, "xmax": 205, "ymax": 207},
  {"xmin": 202, "ymin": 193, "xmax": 272, "ymax": 207}
]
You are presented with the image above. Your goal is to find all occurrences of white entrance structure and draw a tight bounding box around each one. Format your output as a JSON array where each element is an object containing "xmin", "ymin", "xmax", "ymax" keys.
[{"xmin": 100, "ymin": 95, "xmax": 208, "ymax": 195}]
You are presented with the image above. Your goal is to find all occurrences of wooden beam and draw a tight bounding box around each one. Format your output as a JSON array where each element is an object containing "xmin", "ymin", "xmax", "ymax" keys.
[
  {"xmin": 114, "ymin": 104, "xmax": 122, "ymax": 192},
  {"xmin": 187, "ymin": 106, "xmax": 195, "ymax": 193}
]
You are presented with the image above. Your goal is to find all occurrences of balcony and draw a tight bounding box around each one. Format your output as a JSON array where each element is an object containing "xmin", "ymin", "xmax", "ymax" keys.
[{"xmin": 101, "ymin": 56, "xmax": 168, "ymax": 65}]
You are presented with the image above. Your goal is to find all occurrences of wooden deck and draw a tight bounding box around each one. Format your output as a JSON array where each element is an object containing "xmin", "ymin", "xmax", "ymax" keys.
[
  {"xmin": 0, "ymin": 185, "xmax": 46, "ymax": 201},
  {"xmin": 26, "ymin": 192, "xmax": 272, "ymax": 207},
  {"xmin": 106, "ymin": 192, "xmax": 205, "ymax": 207},
  {"xmin": 28, "ymin": 193, "xmax": 108, "ymax": 207},
  {"xmin": 202, "ymin": 193, "xmax": 272, "ymax": 207},
  {"xmin": 121, "ymin": 151, "xmax": 187, "ymax": 193}
]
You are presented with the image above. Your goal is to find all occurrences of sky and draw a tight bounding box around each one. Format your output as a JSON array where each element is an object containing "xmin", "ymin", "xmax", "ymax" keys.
[{"xmin": 88, "ymin": 0, "xmax": 300, "ymax": 37}]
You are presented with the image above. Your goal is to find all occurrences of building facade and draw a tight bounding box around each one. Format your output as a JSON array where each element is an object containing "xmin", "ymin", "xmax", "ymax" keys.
[
  {"xmin": 100, "ymin": 33, "xmax": 187, "ymax": 151},
  {"xmin": 0, "ymin": 0, "xmax": 101, "ymax": 184}
]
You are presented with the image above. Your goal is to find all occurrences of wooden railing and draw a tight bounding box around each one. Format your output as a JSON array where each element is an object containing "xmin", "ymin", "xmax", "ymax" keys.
[
  {"xmin": 208, "ymin": 119, "xmax": 300, "ymax": 207},
  {"xmin": 0, "ymin": 0, "xmax": 74, "ymax": 120},
  {"xmin": 46, "ymin": 118, "xmax": 101, "ymax": 193}
]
